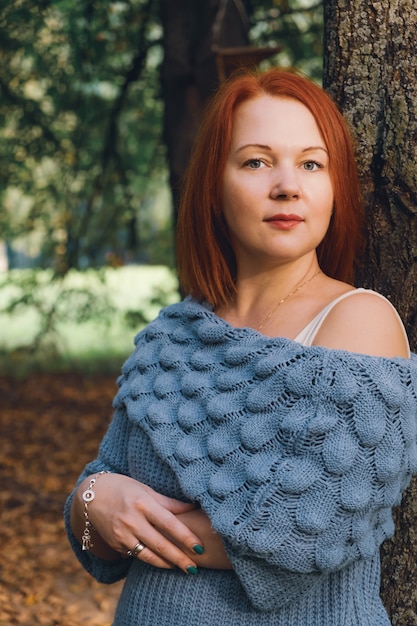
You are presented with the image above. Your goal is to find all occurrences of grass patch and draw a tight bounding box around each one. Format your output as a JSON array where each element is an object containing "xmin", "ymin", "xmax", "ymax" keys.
[{"xmin": 0, "ymin": 265, "xmax": 180, "ymax": 376}]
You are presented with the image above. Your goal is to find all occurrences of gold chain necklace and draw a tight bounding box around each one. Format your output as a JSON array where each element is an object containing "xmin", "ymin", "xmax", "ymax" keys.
[{"xmin": 257, "ymin": 269, "xmax": 322, "ymax": 331}]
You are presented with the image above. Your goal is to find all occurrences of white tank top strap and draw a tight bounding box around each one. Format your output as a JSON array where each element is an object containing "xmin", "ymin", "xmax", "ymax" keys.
[{"xmin": 294, "ymin": 288, "xmax": 410, "ymax": 354}]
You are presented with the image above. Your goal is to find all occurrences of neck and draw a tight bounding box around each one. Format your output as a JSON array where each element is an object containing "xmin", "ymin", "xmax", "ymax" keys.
[{"xmin": 218, "ymin": 258, "xmax": 321, "ymax": 329}]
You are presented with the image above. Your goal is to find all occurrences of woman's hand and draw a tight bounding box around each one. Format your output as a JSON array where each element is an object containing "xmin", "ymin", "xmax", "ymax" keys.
[
  {"xmin": 176, "ymin": 509, "xmax": 233, "ymax": 570},
  {"xmin": 70, "ymin": 473, "xmax": 204, "ymax": 574}
]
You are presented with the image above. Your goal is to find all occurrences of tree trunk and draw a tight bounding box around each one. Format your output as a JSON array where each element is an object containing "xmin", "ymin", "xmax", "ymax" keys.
[
  {"xmin": 159, "ymin": 0, "xmax": 250, "ymax": 224},
  {"xmin": 323, "ymin": 1, "xmax": 417, "ymax": 623}
]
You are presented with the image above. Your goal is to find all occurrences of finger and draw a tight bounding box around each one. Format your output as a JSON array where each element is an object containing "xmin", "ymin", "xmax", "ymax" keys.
[
  {"xmin": 126, "ymin": 540, "xmax": 147, "ymax": 558},
  {"xmin": 130, "ymin": 491, "xmax": 204, "ymax": 557},
  {"xmin": 144, "ymin": 488, "xmax": 197, "ymax": 515},
  {"xmin": 135, "ymin": 546, "xmax": 180, "ymax": 570},
  {"xmin": 125, "ymin": 541, "xmax": 174, "ymax": 569},
  {"xmin": 124, "ymin": 533, "xmax": 197, "ymax": 574},
  {"xmin": 137, "ymin": 524, "xmax": 200, "ymax": 574},
  {"xmin": 144, "ymin": 505, "xmax": 204, "ymax": 559},
  {"xmin": 141, "ymin": 548, "xmax": 198, "ymax": 574}
]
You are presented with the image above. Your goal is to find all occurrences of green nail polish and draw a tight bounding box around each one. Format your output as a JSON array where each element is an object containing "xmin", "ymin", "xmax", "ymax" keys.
[
  {"xmin": 187, "ymin": 566, "xmax": 198, "ymax": 575},
  {"xmin": 193, "ymin": 544, "xmax": 204, "ymax": 555}
]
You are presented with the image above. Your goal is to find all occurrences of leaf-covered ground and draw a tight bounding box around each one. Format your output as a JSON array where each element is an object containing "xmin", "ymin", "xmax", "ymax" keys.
[{"xmin": 1, "ymin": 373, "xmax": 124, "ymax": 625}]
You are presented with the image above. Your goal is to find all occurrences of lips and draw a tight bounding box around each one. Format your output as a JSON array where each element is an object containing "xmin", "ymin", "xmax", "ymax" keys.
[{"xmin": 264, "ymin": 213, "xmax": 303, "ymax": 230}]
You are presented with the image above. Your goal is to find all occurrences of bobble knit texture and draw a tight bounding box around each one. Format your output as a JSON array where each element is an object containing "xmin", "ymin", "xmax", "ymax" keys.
[{"xmin": 64, "ymin": 298, "xmax": 417, "ymax": 626}]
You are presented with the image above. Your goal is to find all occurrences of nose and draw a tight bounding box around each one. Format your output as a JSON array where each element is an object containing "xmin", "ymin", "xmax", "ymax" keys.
[{"xmin": 269, "ymin": 165, "xmax": 300, "ymax": 200}]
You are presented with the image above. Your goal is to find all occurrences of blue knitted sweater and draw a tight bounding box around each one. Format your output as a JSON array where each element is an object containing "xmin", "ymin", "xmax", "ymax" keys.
[{"xmin": 64, "ymin": 298, "xmax": 417, "ymax": 625}]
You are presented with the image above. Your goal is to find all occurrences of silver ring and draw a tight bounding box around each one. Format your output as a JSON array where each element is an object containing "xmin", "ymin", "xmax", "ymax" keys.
[{"xmin": 127, "ymin": 541, "xmax": 146, "ymax": 557}]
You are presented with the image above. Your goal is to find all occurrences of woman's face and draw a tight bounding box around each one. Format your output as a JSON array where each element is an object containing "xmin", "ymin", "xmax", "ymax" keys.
[{"xmin": 221, "ymin": 95, "xmax": 334, "ymax": 273}]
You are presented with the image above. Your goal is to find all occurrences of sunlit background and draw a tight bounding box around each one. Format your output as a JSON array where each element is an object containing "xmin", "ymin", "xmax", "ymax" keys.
[{"xmin": 0, "ymin": 0, "xmax": 323, "ymax": 374}]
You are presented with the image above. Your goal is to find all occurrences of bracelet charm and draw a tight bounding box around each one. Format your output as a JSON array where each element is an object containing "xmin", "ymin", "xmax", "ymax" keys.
[{"xmin": 81, "ymin": 471, "xmax": 110, "ymax": 551}]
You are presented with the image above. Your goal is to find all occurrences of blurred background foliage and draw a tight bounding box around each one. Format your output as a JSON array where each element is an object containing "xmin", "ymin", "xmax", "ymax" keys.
[
  {"xmin": 0, "ymin": 0, "xmax": 323, "ymax": 371},
  {"xmin": 1, "ymin": 0, "xmax": 167, "ymax": 271}
]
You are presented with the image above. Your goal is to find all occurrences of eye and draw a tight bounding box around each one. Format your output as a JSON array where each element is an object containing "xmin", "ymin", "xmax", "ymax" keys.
[
  {"xmin": 302, "ymin": 161, "xmax": 322, "ymax": 171},
  {"xmin": 244, "ymin": 158, "xmax": 264, "ymax": 169}
]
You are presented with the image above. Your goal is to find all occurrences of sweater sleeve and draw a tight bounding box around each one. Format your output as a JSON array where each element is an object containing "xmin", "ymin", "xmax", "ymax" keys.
[
  {"xmin": 199, "ymin": 351, "xmax": 417, "ymax": 609},
  {"xmin": 127, "ymin": 330, "xmax": 417, "ymax": 610},
  {"xmin": 63, "ymin": 400, "xmax": 134, "ymax": 584}
]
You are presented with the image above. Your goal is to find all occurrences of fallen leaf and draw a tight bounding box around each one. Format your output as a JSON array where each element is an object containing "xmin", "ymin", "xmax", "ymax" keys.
[{"xmin": 1, "ymin": 372, "xmax": 124, "ymax": 625}]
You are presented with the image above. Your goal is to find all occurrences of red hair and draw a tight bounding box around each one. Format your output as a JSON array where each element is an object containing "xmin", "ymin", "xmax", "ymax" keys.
[{"xmin": 176, "ymin": 67, "xmax": 364, "ymax": 307}]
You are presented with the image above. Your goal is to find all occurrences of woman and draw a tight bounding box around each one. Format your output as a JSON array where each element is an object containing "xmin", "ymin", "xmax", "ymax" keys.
[{"xmin": 65, "ymin": 68, "xmax": 417, "ymax": 625}]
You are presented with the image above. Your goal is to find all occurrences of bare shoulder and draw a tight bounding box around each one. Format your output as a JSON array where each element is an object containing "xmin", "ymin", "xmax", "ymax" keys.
[{"xmin": 312, "ymin": 289, "xmax": 410, "ymax": 358}]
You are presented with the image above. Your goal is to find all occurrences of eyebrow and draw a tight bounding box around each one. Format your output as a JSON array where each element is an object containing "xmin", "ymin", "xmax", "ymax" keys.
[
  {"xmin": 235, "ymin": 143, "xmax": 329, "ymax": 154},
  {"xmin": 302, "ymin": 146, "xmax": 329, "ymax": 155}
]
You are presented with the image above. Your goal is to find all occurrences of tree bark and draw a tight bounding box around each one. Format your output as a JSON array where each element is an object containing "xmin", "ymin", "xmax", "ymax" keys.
[{"xmin": 323, "ymin": 1, "xmax": 417, "ymax": 623}]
